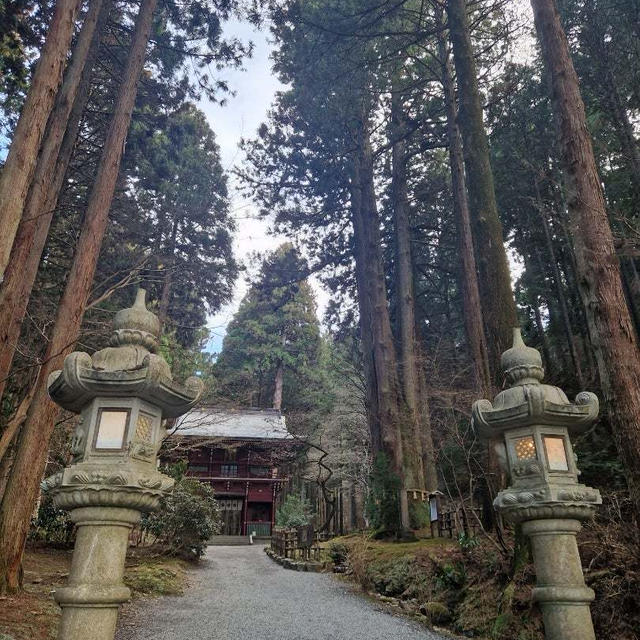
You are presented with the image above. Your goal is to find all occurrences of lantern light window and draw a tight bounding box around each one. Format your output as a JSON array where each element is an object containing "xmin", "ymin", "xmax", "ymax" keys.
[
  {"xmin": 95, "ymin": 409, "xmax": 130, "ymax": 449},
  {"xmin": 514, "ymin": 436, "xmax": 537, "ymax": 461},
  {"xmin": 544, "ymin": 435, "xmax": 569, "ymax": 471}
]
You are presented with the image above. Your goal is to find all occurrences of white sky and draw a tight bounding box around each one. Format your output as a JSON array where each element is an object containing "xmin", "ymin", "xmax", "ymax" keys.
[{"xmin": 198, "ymin": 19, "xmax": 330, "ymax": 354}]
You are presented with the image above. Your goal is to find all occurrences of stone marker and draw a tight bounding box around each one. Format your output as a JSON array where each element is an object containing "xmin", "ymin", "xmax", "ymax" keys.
[
  {"xmin": 472, "ymin": 328, "xmax": 601, "ymax": 640},
  {"xmin": 42, "ymin": 289, "xmax": 202, "ymax": 640}
]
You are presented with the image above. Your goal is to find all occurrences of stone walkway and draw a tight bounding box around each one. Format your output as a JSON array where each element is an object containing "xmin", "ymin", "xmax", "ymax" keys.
[{"xmin": 116, "ymin": 545, "xmax": 445, "ymax": 640}]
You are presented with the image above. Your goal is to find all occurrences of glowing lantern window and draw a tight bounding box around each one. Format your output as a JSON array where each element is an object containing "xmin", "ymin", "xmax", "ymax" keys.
[
  {"xmin": 95, "ymin": 409, "xmax": 130, "ymax": 449},
  {"xmin": 514, "ymin": 436, "xmax": 537, "ymax": 461},
  {"xmin": 544, "ymin": 436, "xmax": 569, "ymax": 471}
]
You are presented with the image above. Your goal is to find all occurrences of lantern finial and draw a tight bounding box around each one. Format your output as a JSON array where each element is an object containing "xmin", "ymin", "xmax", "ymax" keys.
[
  {"xmin": 111, "ymin": 287, "xmax": 160, "ymax": 351},
  {"xmin": 500, "ymin": 327, "xmax": 544, "ymax": 386}
]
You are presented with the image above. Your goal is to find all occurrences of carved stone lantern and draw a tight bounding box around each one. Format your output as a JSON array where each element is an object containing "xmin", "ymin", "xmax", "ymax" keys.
[
  {"xmin": 472, "ymin": 329, "xmax": 601, "ymax": 640},
  {"xmin": 42, "ymin": 289, "xmax": 202, "ymax": 640}
]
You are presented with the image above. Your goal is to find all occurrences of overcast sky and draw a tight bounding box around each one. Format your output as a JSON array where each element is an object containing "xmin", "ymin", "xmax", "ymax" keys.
[{"xmin": 198, "ymin": 19, "xmax": 294, "ymax": 354}]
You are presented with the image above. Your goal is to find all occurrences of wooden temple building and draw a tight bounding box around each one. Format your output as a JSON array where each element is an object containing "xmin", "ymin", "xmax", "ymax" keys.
[{"xmin": 171, "ymin": 408, "xmax": 295, "ymax": 537}]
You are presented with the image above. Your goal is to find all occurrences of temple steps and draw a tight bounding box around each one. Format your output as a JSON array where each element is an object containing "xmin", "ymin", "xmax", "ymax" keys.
[{"xmin": 208, "ymin": 535, "xmax": 253, "ymax": 546}]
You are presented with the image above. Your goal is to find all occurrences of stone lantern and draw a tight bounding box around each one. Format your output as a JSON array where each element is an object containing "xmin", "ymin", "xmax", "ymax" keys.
[
  {"xmin": 42, "ymin": 289, "xmax": 202, "ymax": 640},
  {"xmin": 472, "ymin": 329, "xmax": 601, "ymax": 640}
]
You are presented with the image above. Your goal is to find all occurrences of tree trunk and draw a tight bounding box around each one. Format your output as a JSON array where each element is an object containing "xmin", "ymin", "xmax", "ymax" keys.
[
  {"xmin": 0, "ymin": 0, "xmax": 83, "ymax": 281},
  {"xmin": 531, "ymin": 0, "xmax": 640, "ymax": 522},
  {"xmin": 351, "ymin": 115, "xmax": 410, "ymax": 530},
  {"xmin": 390, "ymin": 80, "xmax": 430, "ymax": 492},
  {"xmin": 446, "ymin": 0, "xmax": 518, "ymax": 381},
  {"xmin": 272, "ymin": 361, "xmax": 284, "ymax": 411},
  {"xmin": 437, "ymin": 17, "xmax": 491, "ymax": 396},
  {"xmin": 619, "ymin": 259, "xmax": 640, "ymax": 340},
  {"xmin": 0, "ymin": 0, "xmax": 157, "ymax": 593},
  {"xmin": 0, "ymin": 0, "xmax": 110, "ymax": 404},
  {"xmin": 532, "ymin": 301, "xmax": 554, "ymax": 373},
  {"xmin": 582, "ymin": 3, "xmax": 640, "ymax": 205},
  {"xmin": 158, "ymin": 216, "xmax": 179, "ymax": 328},
  {"xmin": 534, "ymin": 180, "xmax": 584, "ymax": 386}
]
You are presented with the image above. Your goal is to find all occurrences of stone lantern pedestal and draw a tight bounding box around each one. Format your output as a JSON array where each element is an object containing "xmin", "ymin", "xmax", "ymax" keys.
[
  {"xmin": 472, "ymin": 329, "xmax": 601, "ymax": 640},
  {"xmin": 42, "ymin": 290, "xmax": 202, "ymax": 640}
]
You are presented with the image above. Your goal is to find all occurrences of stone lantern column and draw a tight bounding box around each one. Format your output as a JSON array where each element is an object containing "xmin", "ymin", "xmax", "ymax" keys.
[
  {"xmin": 42, "ymin": 289, "xmax": 202, "ymax": 640},
  {"xmin": 472, "ymin": 329, "xmax": 601, "ymax": 640}
]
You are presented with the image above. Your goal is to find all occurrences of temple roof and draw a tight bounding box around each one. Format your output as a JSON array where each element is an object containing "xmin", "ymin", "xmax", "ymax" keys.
[{"xmin": 172, "ymin": 407, "xmax": 292, "ymax": 441}]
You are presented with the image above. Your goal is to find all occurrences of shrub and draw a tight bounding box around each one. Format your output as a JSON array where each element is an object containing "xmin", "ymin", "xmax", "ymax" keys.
[
  {"xmin": 327, "ymin": 541, "xmax": 349, "ymax": 565},
  {"xmin": 29, "ymin": 494, "xmax": 74, "ymax": 546},
  {"xmin": 141, "ymin": 478, "xmax": 221, "ymax": 560},
  {"xmin": 276, "ymin": 494, "xmax": 311, "ymax": 527},
  {"xmin": 433, "ymin": 561, "xmax": 466, "ymax": 591},
  {"xmin": 422, "ymin": 601, "xmax": 452, "ymax": 624},
  {"xmin": 367, "ymin": 557, "xmax": 415, "ymax": 597},
  {"xmin": 409, "ymin": 500, "xmax": 431, "ymax": 530}
]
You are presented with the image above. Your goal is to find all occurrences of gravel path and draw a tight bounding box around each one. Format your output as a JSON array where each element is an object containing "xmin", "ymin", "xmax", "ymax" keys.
[{"xmin": 116, "ymin": 545, "xmax": 445, "ymax": 640}]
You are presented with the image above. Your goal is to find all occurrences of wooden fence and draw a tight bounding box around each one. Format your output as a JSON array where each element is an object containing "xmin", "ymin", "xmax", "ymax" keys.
[
  {"xmin": 270, "ymin": 525, "xmax": 321, "ymax": 561},
  {"xmin": 438, "ymin": 503, "xmax": 483, "ymax": 538}
]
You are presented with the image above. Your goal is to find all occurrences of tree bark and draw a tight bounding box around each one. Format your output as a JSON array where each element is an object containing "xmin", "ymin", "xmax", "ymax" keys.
[
  {"xmin": 0, "ymin": 0, "xmax": 157, "ymax": 593},
  {"xmin": 531, "ymin": 0, "xmax": 640, "ymax": 522},
  {"xmin": 0, "ymin": 0, "xmax": 110, "ymax": 404},
  {"xmin": 446, "ymin": 0, "xmax": 518, "ymax": 381},
  {"xmin": 351, "ymin": 115, "xmax": 410, "ymax": 530},
  {"xmin": 158, "ymin": 216, "xmax": 179, "ymax": 328},
  {"xmin": 272, "ymin": 362, "xmax": 284, "ymax": 411},
  {"xmin": 390, "ymin": 80, "xmax": 431, "ymax": 492},
  {"xmin": 581, "ymin": 3, "xmax": 640, "ymax": 205},
  {"xmin": 437, "ymin": 18, "xmax": 491, "ymax": 396},
  {"xmin": 534, "ymin": 180, "xmax": 584, "ymax": 386},
  {"xmin": 0, "ymin": 0, "xmax": 83, "ymax": 281},
  {"xmin": 532, "ymin": 301, "xmax": 554, "ymax": 373}
]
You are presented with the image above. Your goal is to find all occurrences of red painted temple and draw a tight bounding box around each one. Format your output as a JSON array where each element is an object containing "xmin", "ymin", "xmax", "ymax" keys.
[{"xmin": 170, "ymin": 407, "xmax": 295, "ymax": 537}]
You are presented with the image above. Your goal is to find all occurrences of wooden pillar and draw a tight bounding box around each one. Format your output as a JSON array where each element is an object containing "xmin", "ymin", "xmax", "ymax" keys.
[
  {"xmin": 242, "ymin": 482, "xmax": 249, "ymax": 536},
  {"xmin": 271, "ymin": 484, "xmax": 276, "ymax": 533}
]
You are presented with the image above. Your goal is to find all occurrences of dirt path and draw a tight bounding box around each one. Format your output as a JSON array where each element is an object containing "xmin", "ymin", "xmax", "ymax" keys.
[{"xmin": 115, "ymin": 545, "xmax": 445, "ymax": 640}]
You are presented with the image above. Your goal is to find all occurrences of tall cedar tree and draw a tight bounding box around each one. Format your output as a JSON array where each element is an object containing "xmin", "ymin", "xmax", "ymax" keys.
[
  {"xmin": 446, "ymin": 0, "xmax": 518, "ymax": 380},
  {"xmin": 530, "ymin": 0, "xmax": 640, "ymax": 523},
  {"xmin": 0, "ymin": 0, "xmax": 83, "ymax": 280},
  {"xmin": 0, "ymin": 0, "xmax": 158, "ymax": 592},
  {"xmin": 390, "ymin": 79, "xmax": 435, "ymax": 491},
  {"xmin": 436, "ymin": 7, "xmax": 491, "ymax": 395},
  {"xmin": 0, "ymin": 0, "xmax": 111, "ymax": 403},
  {"xmin": 215, "ymin": 244, "xmax": 321, "ymax": 411}
]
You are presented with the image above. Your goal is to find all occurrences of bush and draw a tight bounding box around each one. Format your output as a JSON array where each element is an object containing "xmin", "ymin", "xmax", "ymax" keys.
[
  {"xmin": 29, "ymin": 494, "xmax": 74, "ymax": 546},
  {"xmin": 141, "ymin": 478, "xmax": 221, "ymax": 560},
  {"xmin": 327, "ymin": 541, "xmax": 349, "ymax": 565},
  {"xmin": 421, "ymin": 601, "xmax": 452, "ymax": 624},
  {"xmin": 276, "ymin": 494, "xmax": 311, "ymax": 527},
  {"xmin": 409, "ymin": 500, "xmax": 431, "ymax": 529},
  {"xmin": 367, "ymin": 557, "xmax": 415, "ymax": 597}
]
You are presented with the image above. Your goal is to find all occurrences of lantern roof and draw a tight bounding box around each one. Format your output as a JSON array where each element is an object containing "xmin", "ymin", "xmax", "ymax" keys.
[
  {"xmin": 473, "ymin": 328, "xmax": 598, "ymax": 437},
  {"xmin": 48, "ymin": 289, "xmax": 203, "ymax": 417}
]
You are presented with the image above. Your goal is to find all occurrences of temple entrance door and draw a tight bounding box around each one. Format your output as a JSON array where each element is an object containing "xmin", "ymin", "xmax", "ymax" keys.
[{"xmin": 219, "ymin": 498, "xmax": 243, "ymax": 535}]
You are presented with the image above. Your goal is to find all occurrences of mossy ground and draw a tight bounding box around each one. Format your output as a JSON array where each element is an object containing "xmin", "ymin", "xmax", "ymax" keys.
[
  {"xmin": 328, "ymin": 533, "xmax": 544, "ymax": 639},
  {"xmin": 0, "ymin": 546, "xmax": 187, "ymax": 640}
]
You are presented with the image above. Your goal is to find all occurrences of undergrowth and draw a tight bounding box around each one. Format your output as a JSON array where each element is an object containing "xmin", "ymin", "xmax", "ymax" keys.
[
  {"xmin": 332, "ymin": 500, "xmax": 640, "ymax": 640},
  {"xmin": 334, "ymin": 533, "xmax": 543, "ymax": 639}
]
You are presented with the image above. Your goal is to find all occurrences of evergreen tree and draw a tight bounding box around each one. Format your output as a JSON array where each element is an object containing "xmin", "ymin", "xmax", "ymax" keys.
[{"xmin": 215, "ymin": 244, "xmax": 321, "ymax": 411}]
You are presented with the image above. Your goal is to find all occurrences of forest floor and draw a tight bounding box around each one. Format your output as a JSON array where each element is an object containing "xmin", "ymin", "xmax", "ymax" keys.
[
  {"xmin": 328, "ymin": 522, "xmax": 640, "ymax": 640},
  {"xmin": 0, "ymin": 546, "xmax": 188, "ymax": 640},
  {"xmin": 325, "ymin": 532, "xmax": 544, "ymax": 640}
]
